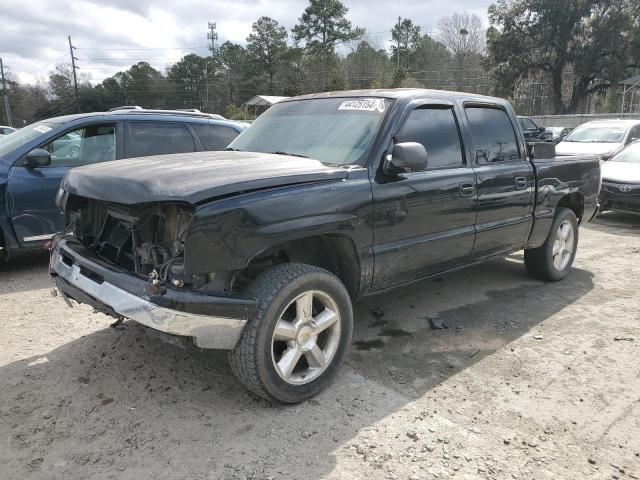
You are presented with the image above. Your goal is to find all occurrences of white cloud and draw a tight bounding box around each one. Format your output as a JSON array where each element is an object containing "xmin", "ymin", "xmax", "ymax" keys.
[{"xmin": 0, "ymin": 0, "xmax": 490, "ymax": 84}]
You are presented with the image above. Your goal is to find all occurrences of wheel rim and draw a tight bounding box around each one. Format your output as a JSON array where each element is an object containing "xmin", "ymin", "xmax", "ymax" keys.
[
  {"xmin": 271, "ymin": 290, "xmax": 341, "ymax": 385},
  {"xmin": 552, "ymin": 220, "xmax": 575, "ymax": 270}
]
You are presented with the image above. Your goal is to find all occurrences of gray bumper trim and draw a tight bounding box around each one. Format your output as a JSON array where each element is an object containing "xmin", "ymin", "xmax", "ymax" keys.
[{"xmin": 51, "ymin": 249, "xmax": 247, "ymax": 349}]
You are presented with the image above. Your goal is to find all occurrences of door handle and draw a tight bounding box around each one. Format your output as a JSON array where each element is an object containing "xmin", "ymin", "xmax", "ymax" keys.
[
  {"xmin": 459, "ymin": 182, "xmax": 475, "ymax": 198},
  {"xmin": 515, "ymin": 177, "xmax": 528, "ymax": 190}
]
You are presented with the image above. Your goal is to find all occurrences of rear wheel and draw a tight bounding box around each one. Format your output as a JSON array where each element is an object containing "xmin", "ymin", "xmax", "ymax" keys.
[
  {"xmin": 229, "ymin": 263, "xmax": 353, "ymax": 403},
  {"xmin": 524, "ymin": 207, "xmax": 578, "ymax": 281}
]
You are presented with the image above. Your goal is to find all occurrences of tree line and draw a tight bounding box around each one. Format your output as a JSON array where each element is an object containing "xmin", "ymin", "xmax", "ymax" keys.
[{"xmin": 2, "ymin": 0, "xmax": 640, "ymax": 126}]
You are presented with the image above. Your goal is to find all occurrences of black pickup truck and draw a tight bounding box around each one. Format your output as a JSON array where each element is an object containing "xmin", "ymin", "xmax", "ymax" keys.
[{"xmin": 50, "ymin": 89, "xmax": 600, "ymax": 403}]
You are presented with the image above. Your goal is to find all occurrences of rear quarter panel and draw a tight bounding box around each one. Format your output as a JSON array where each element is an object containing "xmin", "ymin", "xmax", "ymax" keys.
[{"xmin": 527, "ymin": 155, "xmax": 601, "ymax": 248}]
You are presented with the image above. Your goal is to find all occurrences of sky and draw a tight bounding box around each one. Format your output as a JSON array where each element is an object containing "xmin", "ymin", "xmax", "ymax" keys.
[{"xmin": 0, "ymin": 0, "xmax": 491, "ymax": 85}]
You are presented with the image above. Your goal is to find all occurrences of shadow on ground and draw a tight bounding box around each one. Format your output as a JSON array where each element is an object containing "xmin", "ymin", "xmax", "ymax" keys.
[
  {"xmin": 0, "ymin": 250, "xmax": 596, "ymax": 479},
  {"xmin": 586, "ymin": 211, "xmax": 640, "ymax": 237}
]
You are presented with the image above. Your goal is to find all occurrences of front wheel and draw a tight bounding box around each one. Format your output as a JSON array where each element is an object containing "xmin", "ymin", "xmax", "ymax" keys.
[
  {"xmin": 524, "ymin": 207, "xmax": 579, "ymax": 281},
  {"xmin": 229, "ymin": 263, "xmax": 353, "ymax": 403}
]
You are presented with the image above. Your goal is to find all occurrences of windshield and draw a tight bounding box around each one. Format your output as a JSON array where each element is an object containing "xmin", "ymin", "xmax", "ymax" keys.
[
  {"xmin": 0, "ymin": 122, "xmax": 56, "ymax": 157},
  {"xmin": 228, "ymin": 97, "xmax": 391, "ymax": 166},
  {"xmin": 564, "ymin": 125, "xmax": 627, "ymax": 143},
  {"xmin": 611, "ymin": 142, "xmax": 640, "ymax": 163}
]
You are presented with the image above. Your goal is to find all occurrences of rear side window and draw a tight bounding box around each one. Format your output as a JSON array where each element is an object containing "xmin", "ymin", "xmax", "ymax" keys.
[
  {"xmin": 394, "ymin": 107, "xmax": 464, "ymax": 169},
  {"xmin": 191, "ymin": 123, "xmax": 210, "ymax": 149},
  {"xmin": 522, "ymin": 118, "xmax": 537, "ymax": 130},
  {"xmin": 210, "ymin": 125, "xmax": 240, "ymax": 150},
  {"xmin": 466, "ymin": 107, "xmax": 520, "ymax": 163},
  {"xmin": 126, "ymin": 122, "xmax": 196, "ymax": 158}
]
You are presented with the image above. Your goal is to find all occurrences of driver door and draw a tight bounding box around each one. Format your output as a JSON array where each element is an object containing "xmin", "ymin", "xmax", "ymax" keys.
[
  {"xmin": 370, "ymin": 103, "xmax": 477, "ymax": 290},
  {"xmin": 8, "ymin": 122, "xmax": 121, "ymax": 247}
]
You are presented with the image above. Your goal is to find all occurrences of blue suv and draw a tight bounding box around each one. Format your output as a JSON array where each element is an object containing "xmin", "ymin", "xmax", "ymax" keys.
[{"xmin": 0, "ymin": 109, "xmax": 247, "ymax": 258}]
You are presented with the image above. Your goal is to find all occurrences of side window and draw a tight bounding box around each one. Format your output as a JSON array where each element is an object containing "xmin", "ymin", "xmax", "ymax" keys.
[
  {"xmin": 523, "ymin": 118, "xmax": 537, "ymax": 131},
  {"xmin": 43, "ymin": 124, "xmax": 116, "ymax": 167},
  {"xmin": 628, "ymin": 125, "xmax": 640, "ymax": 143},
  {"xmin": 394, "ymin": 107, "xmax": 464, "ymax": 169},
  {"xmin": 191, "ymin": 123, "xmax": 210, "ymax": 149},
  {"xmin": 210, "ymin": 125, "xmax": 240, "ymax": 150},
  {"xmin": 126, "ymin": 122, "xmax": 196, "ymax": 158},
  {"xmin": 465, "ymin": 107, "xmax": 520, "ymax": 163}
]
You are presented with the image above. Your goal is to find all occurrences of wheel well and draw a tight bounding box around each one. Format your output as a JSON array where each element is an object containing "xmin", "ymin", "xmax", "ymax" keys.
[
  {"xmin": 234, "ymin": 235, "xmax": 361, "ymax": 298},
  {"xmin": 557, "ymin": 192, "xmax": 584, "ymax": 222}
]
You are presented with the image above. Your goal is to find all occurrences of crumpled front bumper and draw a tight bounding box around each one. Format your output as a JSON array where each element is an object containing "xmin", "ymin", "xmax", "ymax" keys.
[{"xmin": 49, "ymin": 236, "xmax": 256, "ymax": 349}]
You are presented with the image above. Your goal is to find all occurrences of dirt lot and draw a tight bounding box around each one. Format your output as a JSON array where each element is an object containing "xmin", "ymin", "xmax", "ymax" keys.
[{"xmin": 1, "ymin": 212, "xmax": 639, "ymax": 480}]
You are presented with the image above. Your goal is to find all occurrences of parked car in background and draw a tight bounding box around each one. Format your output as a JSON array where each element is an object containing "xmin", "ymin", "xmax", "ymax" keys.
[
  {"xmin": 545, "ymin": 126, "xmax": 572, "ymax": 144},
  {"xmin": 517, "ymin": 116, "xmax": 552, "ymax": 142},
  {"xmin": 0, "ymin": 126, "xmax": 17, "ymax": 136},
  {"xmin": 50, "ymin": 89, "xmax": 600, "ymax": 403},
  {"xmin": 599, "ymin": 141, "xmax": 640, "ymax": 215},
  {"xmin": 0, "ymin": 109, "xmax": 246, "ymax": 259},
  {"xmin": 555, "ymin": 120, "xmax": 640, "ymax": 159}
]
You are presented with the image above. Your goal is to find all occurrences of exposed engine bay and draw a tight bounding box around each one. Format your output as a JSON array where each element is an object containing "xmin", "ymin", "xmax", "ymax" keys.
[{"xmin": 65, "ymin": 195, "xmax": 192, "ymax": 286}]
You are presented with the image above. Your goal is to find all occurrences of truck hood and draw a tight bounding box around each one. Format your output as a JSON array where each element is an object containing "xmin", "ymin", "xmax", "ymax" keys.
[
  {"xmin": 555, "ymin": 141, "xmax": 622, "ymax": 157},
  {"xmin": 602, "ymin": 161, "xmax": 640, "ymax": 184},
  {"xmin": 62, "ymin": 151, "xmax": 349, "ymax": 205}
]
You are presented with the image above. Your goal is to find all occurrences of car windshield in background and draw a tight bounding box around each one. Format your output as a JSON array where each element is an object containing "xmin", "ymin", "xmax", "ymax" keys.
[
  {"xmin": 611, "ymin": 142, "xmax": 640, "ymax": 163},
  {"xmin": 564, "ymin": 126, "xmax": 626, "ymax": 143},
  {"xmin": 228, "ymin": 97, "xmax": 391, "ymax": 166},
  {"xmin": 0, "ymin": 122, "xmax": 56, "ymax": 157}
]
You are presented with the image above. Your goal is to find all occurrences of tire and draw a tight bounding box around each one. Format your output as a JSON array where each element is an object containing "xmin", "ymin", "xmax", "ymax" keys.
[
  {"xmin": 228, "ymin": 263, "xmax": 353, "ymax": 403},
  {"xmin": 524, "ymin": 207, "xmax": 579, "ymax": 281}
]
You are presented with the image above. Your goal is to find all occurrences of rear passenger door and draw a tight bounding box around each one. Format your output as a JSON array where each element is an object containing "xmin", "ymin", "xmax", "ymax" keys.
[
  {"xmin": 464, "ymin": 105, "xmax": 534, "ymax": 260},
  {"xmin": 371, "ymin": 103, "xmax": 477, "ymax": 290},
  {"xmin": 124, "ymin": 121, "xmax": 201, "ymax": 158}
]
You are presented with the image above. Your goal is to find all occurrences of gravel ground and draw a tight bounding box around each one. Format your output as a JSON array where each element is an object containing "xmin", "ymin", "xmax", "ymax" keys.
[{"xmin": 1, "ymin": 212, "xmax": 639, "ymax": 480}]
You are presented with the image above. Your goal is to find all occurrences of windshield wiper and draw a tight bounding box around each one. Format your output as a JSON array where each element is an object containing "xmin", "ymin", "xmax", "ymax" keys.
[
  {"xmin": 270, "ymin": 151, "xmax": 310, "ymax": 158},
  {"xmin": 225, "ymin": 147, "xmax": 243, "ymax": 151}
]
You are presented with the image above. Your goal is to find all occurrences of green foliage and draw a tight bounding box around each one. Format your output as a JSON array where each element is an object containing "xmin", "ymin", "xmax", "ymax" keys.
[
  {"xmin": 246, "ymin": 17, "xmax": 288, "ymax": 92},
  {"xmin": 485, "ymin": 0, "xmax": 639, "ymax": 113},
  {"xmin": 391, "ymin": 19, "xmax": 422, "ymax": 68},
  {"xmin": 292, "ymin": 0, "xmax": 365, "ymax": 66}
]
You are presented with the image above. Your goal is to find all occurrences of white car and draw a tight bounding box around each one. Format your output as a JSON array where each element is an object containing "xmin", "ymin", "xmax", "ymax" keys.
[
  {"xmin": 0, "ymin": 125, "xmax": 16, "ymax": 136},
  {"xmin": 599, "ymin": 141, "xmax": 640, "ymax": 214},
  {"xmin": 555, "ymin": 120, "xmax": 640, "ymax": 160}
]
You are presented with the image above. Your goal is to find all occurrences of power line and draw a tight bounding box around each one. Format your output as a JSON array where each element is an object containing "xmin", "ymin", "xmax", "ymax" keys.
[
  {"xmin": 1, "ymin": 58, "xmax": 13, "ymax": 126},
  {"xmin": 76, "ymin": 46, "xmax": 209, "ymax": 51},
  {"xmin": 68, "ymin": 36, "xmax": 80, "ymax": 113}
]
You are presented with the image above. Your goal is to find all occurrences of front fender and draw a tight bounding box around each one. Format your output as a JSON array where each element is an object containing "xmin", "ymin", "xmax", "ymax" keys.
[{"xmin": 183, "ymin": 173, "xmax": 373, "ymax": 276}]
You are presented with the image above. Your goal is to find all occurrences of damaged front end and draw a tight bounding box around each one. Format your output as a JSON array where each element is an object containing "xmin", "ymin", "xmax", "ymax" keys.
[
  {"xmin": 49, "ymin": 194, "xmax": 257, "ymax": 349},
  {"xmin": 67, "ymin": 196, "xmax": 193, "ymax": 289}
]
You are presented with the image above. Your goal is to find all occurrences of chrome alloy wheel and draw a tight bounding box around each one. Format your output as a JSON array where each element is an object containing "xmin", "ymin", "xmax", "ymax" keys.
[
  {"xmin": 552, "ymin": 220, "xmax": 575, "ymax": 270},
  {"xmin": 271, "ymin": 290, "xmax": 341, "ymax": 385}
]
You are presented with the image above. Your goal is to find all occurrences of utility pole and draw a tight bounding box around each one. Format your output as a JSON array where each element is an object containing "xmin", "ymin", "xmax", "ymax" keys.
[
  {"xmin": 68, "ymin": 36, "xmax": 80, "ymax": 113},
  {"xmin": 0, "ymin": 58, "xmax": 12, "ymax": 127},
  {"xmin": 206, "ymin": 22, "xmax": 218, "ymax": 112},
  {"xmin": 396, "ymin": 16, "xmax": 401, "ymax": 69}
]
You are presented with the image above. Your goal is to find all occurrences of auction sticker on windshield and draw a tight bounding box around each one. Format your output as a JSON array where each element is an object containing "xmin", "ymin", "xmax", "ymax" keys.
[{"xmin": 338, "ymin": 98, "xmax": 386, "ymax": 113}]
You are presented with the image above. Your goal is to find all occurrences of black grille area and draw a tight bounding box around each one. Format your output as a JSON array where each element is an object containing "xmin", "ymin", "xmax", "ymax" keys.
[
  {"xmin": 66, "ymin": 196, "xmax": 192, "ymax": 275},
  {"xmin": 95, "ymin": 215, "xmax": 136, "ymax": 271}
]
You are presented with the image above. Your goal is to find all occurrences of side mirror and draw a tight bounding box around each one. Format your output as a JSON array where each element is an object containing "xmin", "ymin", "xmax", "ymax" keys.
[
  {"xmin": 24, "ymin": 148, "xmax": 51, "ymax": 168},
  {"xmin": 385, "ymin": 142, "xmax": 428, "ymax": 174},
  {"xmin": 538, "ymin": 126, "xmax": 546, "ymax": 133}
]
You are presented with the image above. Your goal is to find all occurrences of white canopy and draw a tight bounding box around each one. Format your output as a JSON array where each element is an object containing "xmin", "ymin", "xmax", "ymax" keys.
[{"xmin": 244, "ymin": 95, "xmax": 289, "ymax": 107}]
